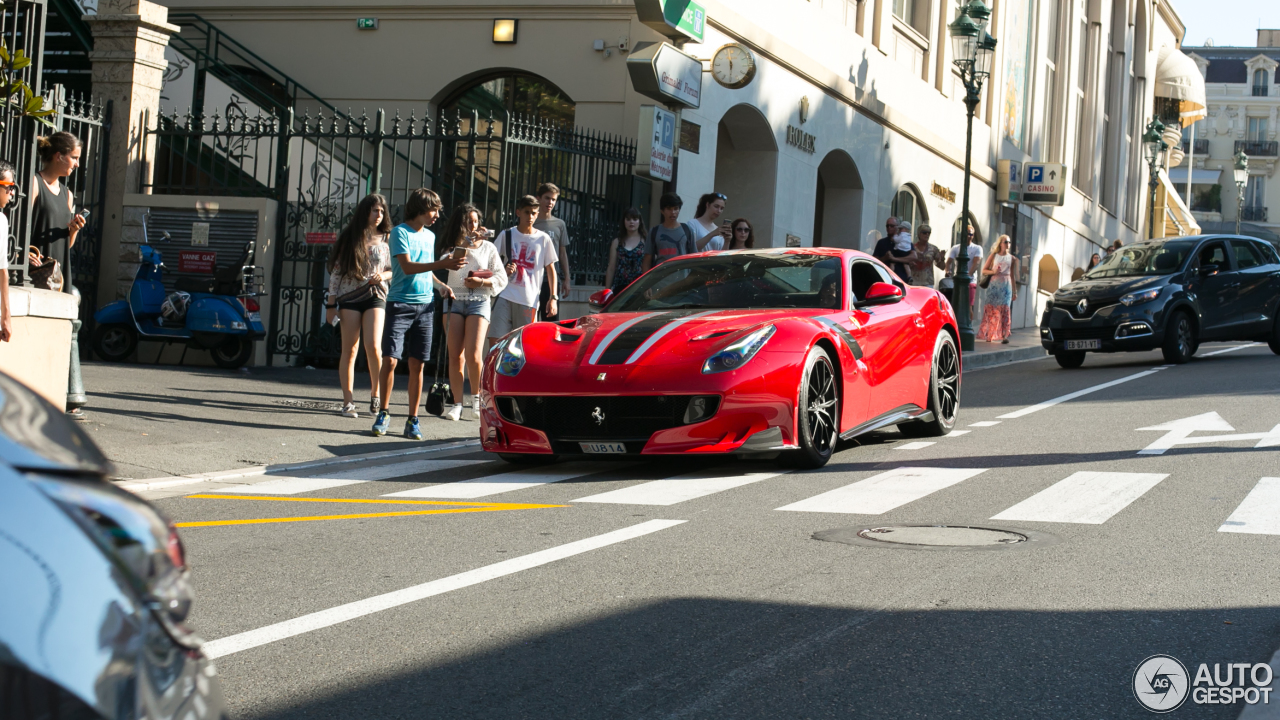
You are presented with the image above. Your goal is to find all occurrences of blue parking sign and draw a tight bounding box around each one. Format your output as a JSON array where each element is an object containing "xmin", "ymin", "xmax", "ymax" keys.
[{"xmin": 1027, "ymin": 165, "xmax": 1044, "ymax": 183}]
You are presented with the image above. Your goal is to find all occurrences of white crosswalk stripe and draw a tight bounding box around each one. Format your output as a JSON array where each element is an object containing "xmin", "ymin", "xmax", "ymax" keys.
[
  {"xmin": 228, "ymin": 459, "xmax": 491, "ymax": 495},
  {"xmin": 383, "ymin": 464, "xmax": 618, "ymax": 499},
  {"xmin": 1219, "ymin": 478, "xmax": 1280, "ymax": 535},
  {"xmin": 776, "ymin": 467, "xmax": 988, "ymax": 514},
  {"xmin": 990, "ymin": 471, "xmax": 1169, "ymax": 524},
  {"xmin": 574, "ymin": 471, "xmax": 788, "ymax": 506}
]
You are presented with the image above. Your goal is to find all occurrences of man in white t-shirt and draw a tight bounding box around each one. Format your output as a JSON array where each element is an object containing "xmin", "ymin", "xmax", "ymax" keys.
[
  {"xmin": 945, "ymin": 225, "xmax": 983, "ymax": 308},
  {"xmin": 687, "ymin": 192, "xmax": 729, "ymax": 252},
  {"xmin": 490, "ymin": 195, "xmax": 559, "ymax": 343},
  {"xmin": 0, "ymin": 161, "xmax": 15, "ymax": 343}
]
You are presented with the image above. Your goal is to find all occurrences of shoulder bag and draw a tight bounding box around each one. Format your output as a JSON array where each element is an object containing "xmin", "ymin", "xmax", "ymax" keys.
[
  {"xmin": 977, "ymin": 253, "xmax": 993, "ymax": 290},
  {"xmin": 424, "ymin": 322, "xmax": 451, "ymax": 417}
]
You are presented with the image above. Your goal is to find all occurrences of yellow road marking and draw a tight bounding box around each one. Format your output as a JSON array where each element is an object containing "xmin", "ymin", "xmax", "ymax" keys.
[{"xmin": 177, "ymin": 494, "xmax": 568, "ymax": 528}]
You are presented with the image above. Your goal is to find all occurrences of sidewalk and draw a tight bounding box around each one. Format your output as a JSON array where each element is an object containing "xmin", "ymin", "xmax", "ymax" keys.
[{"xmin": 962, "ymin": 326, "xmax": 1047, "ymax": 370}]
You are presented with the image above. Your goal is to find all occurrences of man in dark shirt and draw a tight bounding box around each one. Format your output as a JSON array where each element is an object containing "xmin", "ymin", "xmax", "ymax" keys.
[{"xmin": 874, "ymin": 216, "xmax": 916, "ymax": 281}]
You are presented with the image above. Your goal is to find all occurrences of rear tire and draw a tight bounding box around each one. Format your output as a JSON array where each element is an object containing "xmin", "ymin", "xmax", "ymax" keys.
[
  {"xmin": 1269, "ymin": 315, "xmax": 1280, "ymax": 356},
  {"xmin": 1054, "ymin": 351, "xmax": 1086, "ymax": 369},
  {"xmin": 899, "ymin": 332, "xmax": 960, "ymax": 437},
  {"xmin": 498, "ymin": 453, "xmax": 560, "ymax": 465},
  {"xmin": 211, "ymin": 336, "xmax": 254, "ymax": 368},
  {"xmin": 1161, "ymin": 311, "xmax": 1197, "ymax": 364},
  {"xmin": 92, "ymin": 323, "xmax": 137, "ymax": 362},
  {"xmin": 785, "ymin": 346, "xmax": 839, "ymax": 469}
]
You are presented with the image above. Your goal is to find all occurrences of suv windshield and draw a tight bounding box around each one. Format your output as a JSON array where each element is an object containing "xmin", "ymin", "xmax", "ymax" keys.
[
  {"xmin": 1084, "ymin": 240, "xmax": 1196, "ymax": 279},
  {"xmin": 607, "ymin": 253, "xmax": 843, "ymax": 312}
]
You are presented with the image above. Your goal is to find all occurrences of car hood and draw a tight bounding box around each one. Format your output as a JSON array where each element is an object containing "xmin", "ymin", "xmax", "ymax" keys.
[
  {"xmin": 521, "ymin": 308, "xmax": 817, "ymax": 368},
  {"xmin": 1054, "ymin": 274, "xmax": 1169, "ymax": 302},
  {"xmin": 0, "ymin": 371, "xmax": 114, "ymax": 475}
]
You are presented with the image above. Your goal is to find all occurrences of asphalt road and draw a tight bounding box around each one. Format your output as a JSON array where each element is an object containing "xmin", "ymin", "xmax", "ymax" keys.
[{"xmin": 140, "ymin": 343, "xmax": 1280, "ymax": 719}]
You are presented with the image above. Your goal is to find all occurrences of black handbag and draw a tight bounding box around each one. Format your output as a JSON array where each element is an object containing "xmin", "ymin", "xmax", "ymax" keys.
[
  {"xmin": 977, "ymin": 256, "xmax": 993, "ymax": 289},
  {"xmin": 424, "ymin": 319, "xmax": 451, "ymax": 417}
]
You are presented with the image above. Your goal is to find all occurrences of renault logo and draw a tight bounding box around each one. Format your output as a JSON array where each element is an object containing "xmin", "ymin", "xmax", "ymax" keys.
[
  {"xmin": 592, "ymin": 407, "xmax": 606, "ymax": 425},
  {"xmin": 1076, "ymin": 298, "xmax": 1089, "ymax": 316}
]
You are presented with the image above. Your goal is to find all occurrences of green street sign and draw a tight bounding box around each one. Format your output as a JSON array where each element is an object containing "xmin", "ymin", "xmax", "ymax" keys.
[
  {"xmin": 357, "ymin": 17, "xmax": 378, "ymax": 30},
  {"xmin": 635, "ymin": 0, "xmax": 706, "ymax": 43}
]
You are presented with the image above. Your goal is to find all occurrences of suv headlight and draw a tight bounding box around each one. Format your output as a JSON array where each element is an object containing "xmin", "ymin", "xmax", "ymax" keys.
[
  {"xmin": 702, "ymin": 324, "xmax": 776, "ymax": 374},
  {"xmin": 495, "ymin": 329, "xmax": 527, "ymax": 377},
  {"xmin": 32, "ymin": 476, "xmax": 200, "ymax": 648},
  {"xmin": 1120, "ymin": 288, "xmax": 1161, "ymax": 306}
]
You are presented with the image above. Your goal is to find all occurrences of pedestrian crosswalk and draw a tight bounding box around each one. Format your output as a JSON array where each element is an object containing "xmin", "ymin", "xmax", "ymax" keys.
[{"xmin": 191, "ymin": 455, "xmax": 1280, "ymax": 538}]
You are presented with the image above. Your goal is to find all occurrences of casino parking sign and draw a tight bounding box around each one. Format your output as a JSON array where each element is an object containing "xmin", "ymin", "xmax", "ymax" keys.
[{"xmin": 1021, "ymin": 163, "xmax": 1067, "ymax": 206}]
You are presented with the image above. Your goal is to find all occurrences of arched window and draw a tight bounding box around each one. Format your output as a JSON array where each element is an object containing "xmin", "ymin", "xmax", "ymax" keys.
[
  {"xmin": 1254, "ymin": 69, "xmax": 1269, "ymax": 97},
  {"xmin": 951, "ymin": 215, "xmax": 981, "ymax": 248},
  {"xmin": 1038, "ymin": 255, "xmax": 1061, "ymax": 293},
  {"xmin": 440, "ymin": 73, "xmax": 575, "ymax": 127},
  {"xmin": 890, "ymin": 186, "xmax": 927, "ymax": 234}
]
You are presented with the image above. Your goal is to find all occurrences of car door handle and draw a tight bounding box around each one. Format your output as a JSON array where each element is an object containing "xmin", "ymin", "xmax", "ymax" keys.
[{"xmin": 913, "ymin": 317, "xmax": 926, "ymax": 328}]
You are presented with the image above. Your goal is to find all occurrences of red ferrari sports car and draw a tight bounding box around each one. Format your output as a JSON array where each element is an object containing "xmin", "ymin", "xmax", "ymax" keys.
[{"xmin": 480, "ymin": 248, "xmax": 961, "ymax": 468}]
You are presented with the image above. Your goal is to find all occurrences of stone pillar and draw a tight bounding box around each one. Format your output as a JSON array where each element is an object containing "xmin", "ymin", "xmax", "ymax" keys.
[{"xmin": 86, "ymin": 0, "xmax": 179, "ymax": 308}]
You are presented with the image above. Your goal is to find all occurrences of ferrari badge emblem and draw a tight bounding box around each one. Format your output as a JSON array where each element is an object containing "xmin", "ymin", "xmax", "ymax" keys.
[
  {"xmin": 592, "ymin": 407, "xmax": 606, "ymax": 425},
  {"xmin": 1076, "ymin": 298, "xmax": 1089, "ymax": 316},
  {"xmin": 597, "ymin": 373, "xmax": 607, "ymax": 381}
]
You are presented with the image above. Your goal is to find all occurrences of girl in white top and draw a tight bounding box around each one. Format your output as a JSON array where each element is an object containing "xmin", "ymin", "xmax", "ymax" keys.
[
  {"xmin": 688, "ymin": 192, "xmax": 730, "ymax": 252},
  {"xmin": 437, "ymin": 203, "xmax": 508, "ymax": 420}
]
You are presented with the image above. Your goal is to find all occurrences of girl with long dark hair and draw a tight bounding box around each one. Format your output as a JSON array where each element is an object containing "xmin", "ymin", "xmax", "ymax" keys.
[
  {"xmin": 604, "ymin": 207, "xmax": 646, "ymax": 293},
  {"xmin": 325, "ymin": 194, "xmax": 393, "ymax": 418},
  {"xmin": 28, "ymin": 132, "xmax": 85, "ymax": 285},
  {"xmin": 728, "ymin": 218, "xmax": 755, "ymax": 249},
  {"xmin": 438, "ymin": 203, "xmax": 507, "ymax": 421}
]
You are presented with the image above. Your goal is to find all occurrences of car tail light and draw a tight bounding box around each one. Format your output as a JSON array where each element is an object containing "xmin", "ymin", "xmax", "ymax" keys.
[{"xmin": 241, "ymin": 297, "xmax": 260, "ymax": 312}]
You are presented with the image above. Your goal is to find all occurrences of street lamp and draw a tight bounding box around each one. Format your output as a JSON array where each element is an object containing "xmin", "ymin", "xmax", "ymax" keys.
[
  {"xmin": 1233, "ymin": 149, "xmax": 1249, "ymax": 235},
  {"xmin": 1142, "ymin": 118, "xmax": 1167, "ymax": 239},
  {"xmin": 948, "ymin": 0, "xmax": 996, "ymax": 352}
]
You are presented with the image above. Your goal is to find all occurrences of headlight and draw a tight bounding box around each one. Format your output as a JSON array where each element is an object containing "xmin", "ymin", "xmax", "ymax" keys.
[
  {"xmin": 495, "ymin": 329, "xmax": 526, "ymax": 377},
  {"xmin": 32, "ymin": 476, "xmax": 200, "ymax": 648},
  {"xmin": 1120, "ymin": 288, "xmax": 1161, "ymax": 306},
  {"xmin": 702, "ymin": 324, "xmax": 776, "ymax": 374}
]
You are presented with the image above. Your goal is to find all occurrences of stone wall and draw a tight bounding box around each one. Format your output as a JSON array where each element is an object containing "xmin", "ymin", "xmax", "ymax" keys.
[{"xmin": 0, "ymin": 288, "xmax": 77, "ymax": 407}]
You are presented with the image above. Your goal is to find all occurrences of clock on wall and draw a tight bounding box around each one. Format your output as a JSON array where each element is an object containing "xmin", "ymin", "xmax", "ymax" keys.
[{"xmin": 711, "ymin": 43, "xmax": 757, "ymax": 89}]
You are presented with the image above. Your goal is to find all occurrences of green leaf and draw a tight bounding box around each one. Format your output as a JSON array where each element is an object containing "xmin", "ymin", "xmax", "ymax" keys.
[
  {"xmin": 28, "ymin": 108, "xmax": 56, "ymax": 117},
  {"xmin": 25, "ymin": 95, "xmax": 43, "ymax": 113},
  {"xmin": 0, "ymin": 46, "xmax": 10, "ymax": 64},
  {"xmin": 11, "ymin": 57, "xmax": 29, "ymax": 70},
  {"xmin": 33, "ymin": 115, "xmax": 55, "ymax": 128}
]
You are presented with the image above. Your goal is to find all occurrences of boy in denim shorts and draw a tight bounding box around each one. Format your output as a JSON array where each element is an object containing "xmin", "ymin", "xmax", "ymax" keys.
[{"xmin": 371, "ymin": 188, "xmax": 466, "ymax": 440}]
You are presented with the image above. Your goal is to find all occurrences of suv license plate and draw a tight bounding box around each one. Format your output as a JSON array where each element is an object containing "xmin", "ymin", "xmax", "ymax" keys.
[
  {"xmin": 1065, "ymin": 339, "xmax": 1101, "ymax": 350},
  {"xmin": 580, "ymin": 442, "xmax": 627, "ymax": 454}
]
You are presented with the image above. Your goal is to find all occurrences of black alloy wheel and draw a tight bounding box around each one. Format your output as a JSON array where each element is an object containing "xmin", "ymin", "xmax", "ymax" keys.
[
  {"xmin": 92, "ymin": 324, "xmax": 137, "ymax": 362},
  {"xmin": 900, "ymin": 331, "xmax": 960, "ymax": 437},
  {"xmin": 1054, "ymin": 350, "xmax": 1086, "ymax": 369},
  {"xmin": 1269, "ymin": 314, "xmax": 1280, "ymax": 356},
  {"xmin": 788, "ymin": 346, "xmax": 839, "ymax": 469},
  {"xmin": 1161, "ymin": 311, "xmax": 1197, "ymax": 364},
  {"xmin": 211, "ymin": 336, "xmax": 254, "ymax": 369}
]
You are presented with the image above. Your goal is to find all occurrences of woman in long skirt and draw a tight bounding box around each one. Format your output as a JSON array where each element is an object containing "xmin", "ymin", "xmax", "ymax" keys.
[{"xmin": 977, "ymin": 235, "xmax": 1019, "ymax": 343}]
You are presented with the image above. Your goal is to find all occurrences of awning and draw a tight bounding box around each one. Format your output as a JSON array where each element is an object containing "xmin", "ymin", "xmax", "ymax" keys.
[
  {"xmin": 1156, "ymin": 47, "xmax": 1208, "ymax": 127},
  {"xmin": 1167, "ymin": 167, "xmax": 1222, "ymax": 185}
]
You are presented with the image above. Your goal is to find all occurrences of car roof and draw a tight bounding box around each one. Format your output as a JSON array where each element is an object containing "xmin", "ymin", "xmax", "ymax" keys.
[{"xmin": 683, "ymin": 247, "xmax": 873, "ymax": 260}]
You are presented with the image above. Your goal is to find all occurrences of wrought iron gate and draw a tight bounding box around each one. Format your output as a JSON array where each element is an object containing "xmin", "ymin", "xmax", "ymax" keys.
[
  {"xmin": 143, "ymin": 107, "xmax": 636, "ymax": 366},
  {"xmin": 54, "ymin": 88, "xmax": 112, "ymax": 330}
]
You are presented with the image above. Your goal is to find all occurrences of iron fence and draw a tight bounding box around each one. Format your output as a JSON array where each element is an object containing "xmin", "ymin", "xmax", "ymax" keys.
[
  {"xmin": 1235, "ymin": 140, "xmax": 1279, "ymax": 158},
  {"xmin": 1, "ymin": 0, "xmax": 46, "ymax": 288},
  {"xmin": 53, "ymin": 88, "xmax": 111, "ymax": 330},
  {"xmin": 142, "ymin": 107, "xmax": 637, "ymax": 365}
]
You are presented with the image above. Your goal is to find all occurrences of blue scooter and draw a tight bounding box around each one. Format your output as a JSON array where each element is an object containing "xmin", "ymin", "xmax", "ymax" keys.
[{"xmin": 92, "ymin": 212, "xmax": 266, "ymax": 368}]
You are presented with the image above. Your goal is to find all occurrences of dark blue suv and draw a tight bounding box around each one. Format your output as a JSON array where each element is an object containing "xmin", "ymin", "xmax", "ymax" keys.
[{"xmin": 1041, "ymin": 235, "xmax": 1280, "ymax": 368}]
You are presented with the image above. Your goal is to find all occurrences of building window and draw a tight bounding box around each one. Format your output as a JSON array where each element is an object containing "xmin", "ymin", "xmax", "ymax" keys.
[
  {"xmin": 440, "ymin": 73, "xmax": 575, "ymax": 128},
  {"xmin": 893, "ymin": 0, "xmax": 916, "ymax": 25},
  {"xmin": 891, "ymin": 186, "xmax": 927, "ymax": 235},
  {"xmin": 1072, "ymin": 16, "xmax": 1094, "ymax": 195},
  {"xmin": 1245, "ymin": 176, "xmax": 1266, "ymax": 209},
  {"xmin": 1123, "ymin": 77, "xmax": 1144, "ymax": 227},
  {"xmin": 1041, "ymin": 0, "xmax": 1064, "ymax": 160},
  {"xmin": 1254, "ymin": 69, "xmax": 1269, "ymax": 97},
  {"xmin": 1248, "ymin": 117, "xmax": 1269, "ymax": 142}
]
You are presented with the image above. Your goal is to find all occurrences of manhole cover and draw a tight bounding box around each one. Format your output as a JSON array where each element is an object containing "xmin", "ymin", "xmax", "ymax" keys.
[{"xmin": 857, "ymin": 525, "xmax": 1027, "ymax": 547}]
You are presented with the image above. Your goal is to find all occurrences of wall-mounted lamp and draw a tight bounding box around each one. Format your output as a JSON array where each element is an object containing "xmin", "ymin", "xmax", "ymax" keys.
[{"xmin": 493, "ymin": 19, "xmax": 518, "ymax": 44}]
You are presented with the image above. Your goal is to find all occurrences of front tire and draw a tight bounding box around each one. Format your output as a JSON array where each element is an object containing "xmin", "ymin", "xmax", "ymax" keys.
[
  {"xmin": 92, "ymin": 323, "xmax": 137, "ymax": 362},
  {"xmin": 899, "ymin": 331, "xmax": 960, "ymax": 437},
  {"xmin": 786, "ymin": 346, "xmax": 839, "ymax": 469},
  {"xmin": 1161, "ymin": 310, "xmax": 1197, "ymax": 364},
  {"xmin": 1054, "ymin": 351, "xmax": 1086, "ymax": 369},
  {"xmin": 1268, "ymin": 315, "xmax": 1280, "ymax": 356},
  {"xmin": 211, "ymin": 336, "xmax": 254, "ymax": 368}
]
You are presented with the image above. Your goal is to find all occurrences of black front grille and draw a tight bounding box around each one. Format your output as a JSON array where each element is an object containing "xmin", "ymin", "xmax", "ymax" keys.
[
  {"xmin": 503, "ymin": 395, "xmax": 696, "ymax": 441},
  {"xmin": 1053, "ymin": 327, "xmax": 1114, "ymax": 341}
]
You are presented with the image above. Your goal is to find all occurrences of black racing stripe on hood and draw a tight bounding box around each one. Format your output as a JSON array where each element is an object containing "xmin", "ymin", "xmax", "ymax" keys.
[{"xmin": 595, "ymin": 311, "xmax": 694, "ymax": 365}]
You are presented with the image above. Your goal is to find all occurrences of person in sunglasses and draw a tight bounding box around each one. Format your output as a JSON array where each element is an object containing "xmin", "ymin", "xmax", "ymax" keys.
[
  {"xmin": 0, "ymin": 162, "xmax": 16, "ymax": 342},
  {"xmin": 687, "ymin": 192, "xmax": 731, "ymax": 252},
  {"xmin": 908, "ymin": 223, "xmax": 946, "ymax": 287}
]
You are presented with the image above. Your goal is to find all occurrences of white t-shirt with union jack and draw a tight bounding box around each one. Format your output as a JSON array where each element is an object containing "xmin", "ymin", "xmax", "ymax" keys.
[{"xmin": 496, "ymin": 227, "xmax": 558, "ymax": 309}]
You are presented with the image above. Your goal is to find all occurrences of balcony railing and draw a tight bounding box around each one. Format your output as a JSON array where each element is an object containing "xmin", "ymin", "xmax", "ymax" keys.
[
  {"xmin": 1252, "ymin": 85, "xmax": 1269, "ymax": 97},
  {"xmin": 1241, "ymin": 206, "xmax": 1269, "ymax": 222},
  {"xmin": 1181, "ymin": 138, "xmax": 1209, "ymax": 154},
  {"xmin": 1235, "ymin": 140, "xmax": 1279, "ymax": 157}
]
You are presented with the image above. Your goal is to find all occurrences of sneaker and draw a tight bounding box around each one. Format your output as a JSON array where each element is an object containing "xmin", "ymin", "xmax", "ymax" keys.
[
  {"xmin": 470, "ymin": 397, "xmax": 481, "ymax": 420},
  {"xmin": 341, "ymin": 402, "xmax": 359, "ymax": 419},
  {"xmin": 446, "ymin": 403, "xmax": 463, "ymax": 422},
  {"xmin": 371, "ymin": 409, "xmax": 391, "ymax": 436},
  {"xmin": 369, "ymin": 396, "xmax": 380, "ymax": 415},
  {"xmin": 404, "ymin": 416, "xmax": 423, "ymax": 441}
]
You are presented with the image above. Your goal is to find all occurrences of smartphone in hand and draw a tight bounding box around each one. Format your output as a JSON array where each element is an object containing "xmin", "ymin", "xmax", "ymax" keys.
[{"xmin": 452, "ymin": 246, "xmax": 467, "ymax": 260}]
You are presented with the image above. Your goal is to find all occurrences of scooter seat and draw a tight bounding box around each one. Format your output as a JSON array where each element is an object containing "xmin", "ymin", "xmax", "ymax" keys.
[{"xmin": 175, "ymin": 276, "xmax": 216, "ymax": 294}]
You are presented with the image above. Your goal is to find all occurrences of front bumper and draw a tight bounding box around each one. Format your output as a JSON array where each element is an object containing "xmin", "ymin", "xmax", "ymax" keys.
[{"xmin": 1040, "ymin": 303, "xmax": 1166, "ymax": 353}]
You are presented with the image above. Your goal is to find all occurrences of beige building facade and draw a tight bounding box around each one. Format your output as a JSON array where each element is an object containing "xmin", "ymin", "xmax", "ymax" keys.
[{"xmin": 146, "ymin": 0, "xmax": 1198, "ymax": 331}]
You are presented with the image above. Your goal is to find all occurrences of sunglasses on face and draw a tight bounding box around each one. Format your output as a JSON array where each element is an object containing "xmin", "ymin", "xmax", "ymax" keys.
[
  {"xmin": 0, "ymin": 180, "xmax": 18, "ymax": 192},
  {"xmin": 734, "ymin": 227, "xmax": 750, "ymax": 233}
]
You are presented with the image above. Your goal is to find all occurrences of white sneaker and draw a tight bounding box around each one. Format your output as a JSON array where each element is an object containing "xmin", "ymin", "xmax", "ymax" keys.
[
  {"xmin": 446, "ymin": 403, "xmax": 463, "ymax": 421},
  {"xmin": 470, "ymin": 397, "xmax": 481, "ymax": 420},
  {"xmin": 341, "ymin": 402, "xmax": 359, "ymax": 418}
]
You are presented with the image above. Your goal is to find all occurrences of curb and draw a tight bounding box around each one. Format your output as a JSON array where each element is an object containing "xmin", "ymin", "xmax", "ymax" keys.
[
  {"xmin": 114, "ymin": 439, "xmax": 484, "ymax": 493},
  {"xmin": 962, "ymin": 345, "xmax": 1047, "ymax": 370}
]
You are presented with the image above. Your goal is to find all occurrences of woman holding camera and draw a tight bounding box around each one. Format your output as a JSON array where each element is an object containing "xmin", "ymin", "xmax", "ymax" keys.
[{"xmin": 438, "ymin": 203, "xmax": 507, "ymax": 421}]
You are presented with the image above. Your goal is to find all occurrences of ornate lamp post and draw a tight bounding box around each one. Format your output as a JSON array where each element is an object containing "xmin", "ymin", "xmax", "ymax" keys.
[
  {"xmin": 1142, "ymin": 118, "xmax": 1167, "ymax": 239},
  {"xmin": 1233, "ymin": 149, "xmax": 1249, "ymax": 235},
  {"xmin": 947, "ymin": 0, "xmax": 996, "ymax": 352}
]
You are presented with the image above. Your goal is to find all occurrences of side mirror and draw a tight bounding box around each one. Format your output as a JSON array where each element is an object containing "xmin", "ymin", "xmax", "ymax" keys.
[
  {"xmin": 161, "ymin": 231, "xmax": 172, "ymax": 242},
  {"xmin": 855, "ymin": 282, "xmax": 904, "ymax": 308},
  {"xmin": 588, "ymin": 288, "xmax": 613, "ymax": 314}
]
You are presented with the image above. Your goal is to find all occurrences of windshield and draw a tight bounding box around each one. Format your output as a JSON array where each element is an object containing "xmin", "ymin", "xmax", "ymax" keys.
[
  {"xmin": 1084, "ymin": 241, "xmax": 1196, "ymax": 279},
  {"xmin": 607, "ymin": 253, "xmax": 843, "ymax": 312}
]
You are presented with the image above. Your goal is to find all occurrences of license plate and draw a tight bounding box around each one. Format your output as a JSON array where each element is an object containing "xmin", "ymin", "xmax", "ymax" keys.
[
  {"xmin": 1065, "ymin": 339, "xmax": 1101, "ymax": 350},
  {"xmin": 579, "ymin": 442, "xmax": 627, "ymax": 454}
]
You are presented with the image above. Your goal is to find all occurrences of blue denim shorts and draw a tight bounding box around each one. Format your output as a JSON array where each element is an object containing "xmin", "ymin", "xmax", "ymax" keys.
[
  {"xmin": 381, "ymin": 301, "xmax": 434, "ymax": 361},
  {"xmin": 447, "ymin": 295, "xmax": 492, "ymax": 320}
]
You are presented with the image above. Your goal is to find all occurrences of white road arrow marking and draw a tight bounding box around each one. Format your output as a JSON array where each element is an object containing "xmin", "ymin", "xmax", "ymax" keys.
[{"xmin": 1137, "ymin": 412, "xmax": 1236, "ymax": 455}]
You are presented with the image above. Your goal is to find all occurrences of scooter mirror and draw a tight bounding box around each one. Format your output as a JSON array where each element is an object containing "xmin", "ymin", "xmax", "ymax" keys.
[{"xmin": 161, "ymin": 231, "xmax": 172, "ymax": 242}]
